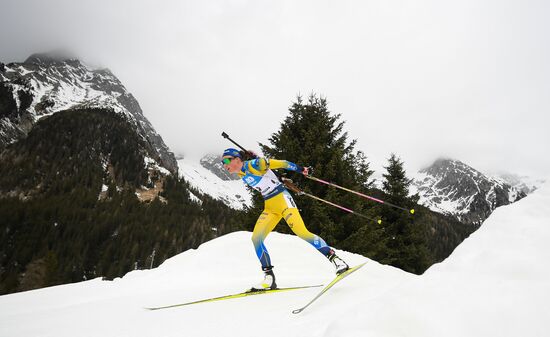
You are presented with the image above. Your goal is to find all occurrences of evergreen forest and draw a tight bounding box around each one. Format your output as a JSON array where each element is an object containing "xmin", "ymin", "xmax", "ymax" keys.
[
  {"xmin": 0, "ymin": 109, "xmax": 239, "ymax": 294},
  {"xmin": 0, "ymin": 99, "xmax": 475, "ymax": 295}
]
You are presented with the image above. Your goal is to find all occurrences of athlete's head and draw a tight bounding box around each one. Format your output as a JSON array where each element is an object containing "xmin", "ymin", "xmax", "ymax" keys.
[
  {"xmin": 221, "ymin": 148, "xmax": 244, "ymax": 173},
  {"xmin": 222, "ymin": 148, "xmax": 242, "ymax": 159}
]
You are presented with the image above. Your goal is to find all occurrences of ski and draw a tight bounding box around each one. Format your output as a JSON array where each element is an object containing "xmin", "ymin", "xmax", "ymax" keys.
[
  {"xmin": 145, "ymin": 284, "xmax": 323, "ymax": 311},
  {"xmin": 292, "ymin": 262, "xmax": 367, "ymax": 314}
]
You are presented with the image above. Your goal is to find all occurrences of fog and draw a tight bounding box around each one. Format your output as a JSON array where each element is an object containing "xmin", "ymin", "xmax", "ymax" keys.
[{"xmin": 1, "ymin": 0, "xmax": 549, "ymax": 177}]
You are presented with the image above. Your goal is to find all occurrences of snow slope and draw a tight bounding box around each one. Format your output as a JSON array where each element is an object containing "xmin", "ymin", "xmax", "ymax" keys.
[
  {"xmin": 177, "ymin": 157, "xmax": 252, "ymax": 210},
  {"xmin": 1, "ymin": 181, "xmax": 549, "ymax": 337}
]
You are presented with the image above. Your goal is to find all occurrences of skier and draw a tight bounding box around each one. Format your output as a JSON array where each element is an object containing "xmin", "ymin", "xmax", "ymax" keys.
[{"xmin": 221, "ymin": 148, "xmax": 349, "ymax": 291}]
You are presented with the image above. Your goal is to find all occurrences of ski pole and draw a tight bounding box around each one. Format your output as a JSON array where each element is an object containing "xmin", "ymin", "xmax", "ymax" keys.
[
  {"xmin": 221, "ymin": 131, "xmax": 248, "ymax": 152},
  {"xmin": 283, "ymin": 178, "xmax": 382, "ymax": 224},
  {"xmin": 221, "ymin": 131, "xmax": 260, "ymax": 159},
  {"xmin": 305, "ymin": 175, "xmax": 415, "ymax": 214}
]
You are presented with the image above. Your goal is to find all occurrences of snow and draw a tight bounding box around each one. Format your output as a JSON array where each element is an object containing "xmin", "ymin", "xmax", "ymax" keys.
[
  {"xmin": 1, "ymin": 181, "xmax": 549, "ymax": 337},
  {"xmin": 412, "ymin": 159, "xmax": 538, "ymax": 223},
  {"xmin": 491, "ymin": 172, "xmax": 546, "ymax": 195},
  {"xmin": 144, "ymin": 156, "xmax": 170, "ymax": 176},
  {"xmin": 9, "ymin": 62, "xmax": 131, "ymax": 124},
  {"xmin": 410, "ymin": 171, "xmax": 469, "ymax": 215},
  {"xmin": 188, "ymin": 191, "xmax": 202, "ymax": 205},
  {"xmin": 13, "ymin": 94, "xmax": 22, "ymax": 112},
  {"xmin": 17, "ymin": 66, "xmax": 33, "ymax": 76},
  {"xmin": 34, "ymin": 111, "xmax": 56, "ymax": 121},
  {"xmin": 177, "ymin": 158, "xmax": 252, "ymax": 210},
  {"xmin": 410, "ymin": 167, "xmax": 522, "ymax": 218}
]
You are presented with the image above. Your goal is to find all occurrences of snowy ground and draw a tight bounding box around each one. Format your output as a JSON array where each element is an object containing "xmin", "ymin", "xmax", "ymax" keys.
[
  {"xmin": 177, "ymin": 158, "xmax": 252, "ymax": 210},
  {"xmin": 1, "ymin": 181, "xmax": 549, "ymax": 337}
]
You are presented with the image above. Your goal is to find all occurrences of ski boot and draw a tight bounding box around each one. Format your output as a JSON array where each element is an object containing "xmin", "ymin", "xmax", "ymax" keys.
[
  {"xmin": 327, "ymin": 250, "xmax": 349, "ymax": 275},
  {"xmin": 250, "ymin": 266, "xmax": 277, "ymax": 292}
]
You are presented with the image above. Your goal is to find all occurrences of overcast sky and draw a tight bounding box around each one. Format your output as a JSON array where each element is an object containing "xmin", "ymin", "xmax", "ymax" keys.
[{"xmin": 1, "ymin": 0, "xmax": 549, "ymax": 178}]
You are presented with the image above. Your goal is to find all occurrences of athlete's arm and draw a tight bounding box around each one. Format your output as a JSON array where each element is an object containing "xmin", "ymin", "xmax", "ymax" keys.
[{"xmin": 268, "ymin": 159, "xmax": 304, "ymax": 173}]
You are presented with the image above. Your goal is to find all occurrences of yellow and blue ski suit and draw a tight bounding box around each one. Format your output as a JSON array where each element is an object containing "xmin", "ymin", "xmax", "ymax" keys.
[{"xmin": 238, "ymin": 157, "xmax": 331, "ymax": 270}]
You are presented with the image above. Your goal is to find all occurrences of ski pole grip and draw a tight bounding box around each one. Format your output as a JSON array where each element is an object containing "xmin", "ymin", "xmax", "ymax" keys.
[{"xmin": 303, "ymin": 166, "xmax": 313, "ymax": 176}]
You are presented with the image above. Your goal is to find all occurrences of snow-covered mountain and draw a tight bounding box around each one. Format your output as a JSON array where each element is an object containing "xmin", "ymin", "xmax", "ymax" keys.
[
  {"xmin": 177, "ymin": 154, "xmax": 252, "ymax": 210},
  {"xmin": 411, "ymin": 158, "xmax": 526, "ymax": 225},
  {"xmin": 180, "ymin": 154, "xmax": 533, "ymax": 226},
  {"xmin": 0, "ymin": 52, "xmax": 176, "ymax": 173},
  {"xmin": 0, "ymin": 180, "xmax": 548, "ymax": 337},
  {"xmin": 492, "ymin": 172, "xmax": 544, "ymax": 195},
  {"xmin": 199, "ymin": 153, "xmax": 239, "ymax": 181}
]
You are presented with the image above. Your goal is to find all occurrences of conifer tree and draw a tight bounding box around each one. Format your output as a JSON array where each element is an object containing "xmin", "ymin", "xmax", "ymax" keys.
[
  {"xmin": 259, "ymin": 94, "xmax": 375, "ymax": 245},
  {"xmin": 382, "ymin": 154, "xmax": 413, "ymax": 224},
  {"xmin": 381, "ymin": 154, "xmax": 431, "ymax": 273}
]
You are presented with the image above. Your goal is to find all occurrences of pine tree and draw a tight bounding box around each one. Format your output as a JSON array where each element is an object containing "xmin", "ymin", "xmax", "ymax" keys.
[
  {"xmin": 381, "ymin": 154, "xmax": 431, "ymax": 273},
  {"xmin": 382, "ymin": 154, "xmax": 413, "ymax": 225},
  {"xmin": 259, "ymin": 94, "xmax": 375, "ymax": 245}
]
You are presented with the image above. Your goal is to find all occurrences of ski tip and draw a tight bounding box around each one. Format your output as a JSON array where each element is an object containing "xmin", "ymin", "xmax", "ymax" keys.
[
  {"xmin": 410, "ymin": 208, "xmax": 415, "ymax": 214},
  {"xmin": 348, "ymin": 261, "xmax": 368, "ymax": 272},
  {"xmin": 292, "ymin": 308, "xmax": 303, "ymax": 314}
]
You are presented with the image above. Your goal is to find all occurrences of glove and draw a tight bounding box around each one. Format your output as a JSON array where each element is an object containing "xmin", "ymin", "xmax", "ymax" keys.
[{"xmin": 302, "ymin": 166, "xmax": 313, "ymax": 176}]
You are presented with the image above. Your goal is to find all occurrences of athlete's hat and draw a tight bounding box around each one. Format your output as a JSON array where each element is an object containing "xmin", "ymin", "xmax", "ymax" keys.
[{"xmin": 222, "ymin": 148, "xmax": 242, "ymax": 158}]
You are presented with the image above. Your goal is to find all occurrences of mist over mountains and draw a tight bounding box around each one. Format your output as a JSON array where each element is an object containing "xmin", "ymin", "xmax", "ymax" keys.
[
  {"xmin": 0, "ymin": 53, "xmax": 539, "ymax": 295},
  {"xmin": 0, "ymin": 52, "xmax": 176, "ymax": 173}
]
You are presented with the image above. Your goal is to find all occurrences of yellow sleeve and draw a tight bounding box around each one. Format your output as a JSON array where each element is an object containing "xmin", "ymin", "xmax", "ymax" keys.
[
  {"xmin": 246, "ymin": 158, "xmax": 269, "ymax": 175},
  {"xmin": 244, "ymin": 158, "xmax": 302, "ymax": 175},
  {"xmin": 267, "ymin": 159, "xmax": 303, "ymax": 173},
  {"xmin": 267, "ymin": 159, "xmax": 289, "ymax": 170}
]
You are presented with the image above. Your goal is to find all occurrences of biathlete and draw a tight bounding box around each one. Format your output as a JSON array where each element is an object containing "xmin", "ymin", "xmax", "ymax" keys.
[{"xmin": 221, "ymin": 148, "xmax": 349, "ymax": 291}]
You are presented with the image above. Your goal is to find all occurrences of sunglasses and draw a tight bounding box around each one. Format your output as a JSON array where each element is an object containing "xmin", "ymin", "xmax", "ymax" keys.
[{"xmin": 221, "ymin": 157, "xmax": 235, "ymax": 165}]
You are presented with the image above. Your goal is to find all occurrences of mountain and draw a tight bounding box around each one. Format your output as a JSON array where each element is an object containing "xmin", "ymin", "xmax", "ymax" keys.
[
  {"xmin": 199, "ymin": 153, "xmax": 238, "ymax": 181},
  {"xmin": 176, "ymin": 154, "xmax": 252, "ymax": 210},
  {"xmin": 0, "ymin": 52, "xmax": 177, "ymax": 173},
  {"xmin": 0, "ymin": 55, "xmax": 240, "ymax": 295},
  {"xmin": 0, "ymin": 107, "xmax": 240, "ymax": 295},
  {"xmin": 492, "ymin": 172, "xmax": 544, "ymax": 195},
  {"xmin": 190, "ymin": 153, "xmax": 526, "ymax": 229},
  {"xmin": 182, "ymin": 153, "xmax": 474, "ymax": 269},
  {"xmin": 411, "ymin": 158, "xmax": 526, "ymax": 225},
  {"xmin": 0, "ymin": 181, "xmax": 548, "ymax": 337}
]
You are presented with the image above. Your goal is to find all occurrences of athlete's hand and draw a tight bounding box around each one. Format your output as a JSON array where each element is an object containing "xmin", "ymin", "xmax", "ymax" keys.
[{"xmin": 302, "ymin": 166, "xmax": 313, "ymax": 176}]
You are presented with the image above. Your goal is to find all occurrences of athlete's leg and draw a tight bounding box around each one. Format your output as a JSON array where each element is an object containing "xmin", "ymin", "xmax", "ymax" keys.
[
  {"xmin": 251, "ymin": 209, "xmax": 281, "ymax": 269},
  {"xmin": 282, "ymin": 207, "xmax": 332, "ymax": 256},
  {"xmin": 278, "ymin": 192, "xmax": 332, "ymax": 256},
  {"xmin": 275, "ymin": 191, "xmax": 349, "ymax": 274}
]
